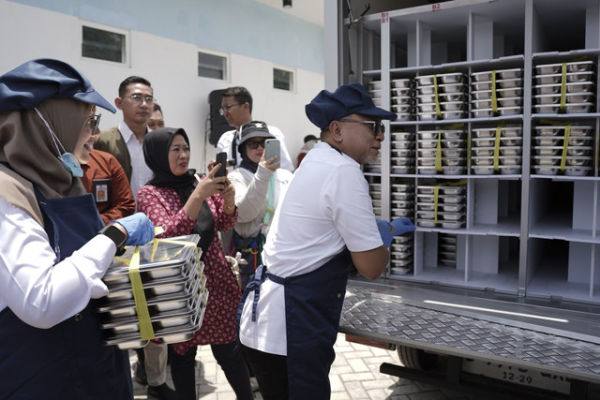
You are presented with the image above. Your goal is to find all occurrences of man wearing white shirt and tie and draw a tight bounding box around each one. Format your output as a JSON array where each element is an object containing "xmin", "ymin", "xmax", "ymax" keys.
[{"xmin": 216, "ymin": 86, "xmax": 294, "ymax": 172}]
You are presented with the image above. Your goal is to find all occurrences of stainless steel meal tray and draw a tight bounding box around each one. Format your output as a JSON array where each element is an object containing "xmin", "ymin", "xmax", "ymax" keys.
[
  {"xmin": 441, "ymin": 220, "xmax": 465, "ymax": 229},
  {"xmin": 533, "ymin": 155, "xmax": 593, "ymax": 166},
  {"xmin": 471, "ymin": 78, "xmax": 522, "ymax": 91},
  {"xmin": 391, "ymin": 200, "xmax": 413, "ymax": 209},
  {"xmin": 471, "ymin": 147, "xmax": 522, "ymax": 157},
  {"xmin": 417, "ymin": 194, "xmax": 465, "ymax": 204},
  {"xmin": 391, "ymin": 78, "xmax": 412, "ymax": 88},
  {"xmin": 534, "ymin": 125, "xmax": 592, "ymax": 137},
  {"xmin": 391, "ymin": 157, "xmax": 415, "ymax": 167},
  {"xmin": 533, "ymin": 136, "xmax": 593, "ymax": 146},
  {"xmin": 535, "ymin": 71, "xmax": 595, "ymax": 85},
  {"xmin": 534, "ymin": 92, "xmax": 594, "ymax": 104},
  {"xmin": 535, "ymin": 61, "xmax": 595, "ymax": 75},
  {"xmin": 392, "ymin": 104, "xmax": 413, "ymax": 113},
  {"xmin": 397, "ymin": 112, "xmax": 413, "ymax": 122},
  {"xmin": 105, "ymin": 265, "xmax": 202, "ymax": 302},
  {"xmin": 534, "ymin": 103, "xmax": 594, "ymax": 114},
  {"xmin": 534, "ymin": 146, "xmax": 592, "ymax": 156},
  {"xmin": 368, "ymin": 80, "xmax": 382, "ymax": 90},
  {"xmin": 471, "ymin": 155, "xmax": 522, "ymax": 166},
  {"xmin": 534, "ymin": 81, "xmax": 595, "ymax": 95},
  {"xmin": 439, "ymin": 204, "xmax": 464, "ymax": 213},
  {"xmin": 472, "ymin": 97, "xmax": 522, "ymax": 109},
  {"xmin": 392, "ymin": 131, "xmax": 415, "ymax": 140},
  {"xmin": 565, "ymin": 166, "xmax": 593, "ymax": 176},
  {"xmin": 391, "ymin": 192, "xmax": 413, "ymax": 201},
  {"xmin": 369, "ymin": 183, "xmax": 381, "ymax": 190},
  {"xmin": 370, "ymin": 191, "xmax": 381, "ymax": 200},
  {"xmin": 392, "ymin": 209, "xmax": 414, "ymax": 218},
  {"xmin": 392, "ymin": 140, "xmax": 415, "ymax": 149},
  {"xmin": 417, "ymin": 72, "xmax": 465, "ymax": 85},
  {"xmin": 392, "ymin": 235, "xmax": 413, "ymax": 244},
  {"xmin": 471, "ymin": 137, "xmax": 522, "ymax": 147},
  {"xmin": 418, "ymin": 101, "xmax": 465, "ymax": 113},
  {"xmin": 391, "ymin": 95, "xmax": 413, "ymax": 104},
  {"xmin": 418, "ymin": 138, "xmax": 466, "ymax": 149},
  {"xmin": 471, "ymin": 127, "xmax": 522, "ymax": 138},
  {"xmin": 392, "ymin": 183, "xmax": 414, "ymax": 191},
  {"xmin": 103, "ymin": 235, "xmax": 200, "ymax": 285},
  {"xmin": 417, "ymin": 219, "xmax": 436, "ymax": 227},
  {"xmin": 419, "ymin": 92, "xmax": 466, "ymax": 103},
  {"xmin": 391, "ymin": 87, "xmax": 412, "ymax": 96},
  {"xmin": 392, "ymin": 166, "xmax": 414, "ymax": 174},
  {"xmin": 391, "ymin": 250, "xmax": 413, "ymax": 260},
  {"xmin": 391, "ymin": 258, "xmax": 413, "ymax": 268},
  {"xmin": 417, "ymin": 83, "xmax": 466, "ymax": 95},
  {"xmin": 392, "ymin": 149, "xmax": 415, "ymax": 158},
  {"xmin": 418, "ymin": 157, "xmax": 466, "ymax": 167},
  {"xmin": 471, "ymin": 68, "xmax": 522, "ymax": 82},
  {"xmin": 417, "ymin": 186, "xmax": 465, "ymax": 195},
  {"xmin": 471, "ymin": 87, "xmax": 523, "ymax": 100}
]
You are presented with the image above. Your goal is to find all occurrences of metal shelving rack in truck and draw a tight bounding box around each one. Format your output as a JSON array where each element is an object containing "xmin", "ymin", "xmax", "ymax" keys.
[{"xmin": 332, "ymin": 1, "xmax": 600, "ymax": 398}]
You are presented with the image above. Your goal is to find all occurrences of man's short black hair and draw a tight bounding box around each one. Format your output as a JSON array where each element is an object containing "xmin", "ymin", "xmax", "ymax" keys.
[
  {"xmin": 118, "ymin": 76, "xmax": 152, "ymax": 97},
  {"xmin": 153, "ymin": 103, "xmax": 162, "ymax": 112},
  {"xmin": 222, "ymin": 86, "xmax": 252, "ymax": 113}
]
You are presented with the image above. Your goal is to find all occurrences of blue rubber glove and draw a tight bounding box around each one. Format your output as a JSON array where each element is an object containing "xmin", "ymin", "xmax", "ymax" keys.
[
  {"xmin": 115, "ymin": 212, "xmax": 155, "ymax": 246},
  {"xmin": 390, "ymin": 217, "xmax": 416, "ymax": 236},
  {"xmin": 376, "ymin": 219, "xmax": 394, "ymax": 248}
]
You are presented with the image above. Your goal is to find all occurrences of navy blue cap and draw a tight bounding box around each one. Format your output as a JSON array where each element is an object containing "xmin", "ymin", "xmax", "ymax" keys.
[
  {"xmin": 305, "ymin": 83, "xmax": 396, "ymax": 130},
  {"xmin": 0, "ymin": 58, "xmax": 116, "ymax": 113}
]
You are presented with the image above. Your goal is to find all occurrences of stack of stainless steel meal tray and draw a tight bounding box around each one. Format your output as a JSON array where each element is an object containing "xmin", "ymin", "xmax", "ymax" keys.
[
  {"xmin": 470, "ymin": 126, "xmax": 523, "ymax": 175},
  {"xmin": 391, "ymin": 131, "xmax": 416, "ymax": 174},
  {"xmin": 99, "ymin": 234, "xmax": 207, "ymax": 349},
  {"xmin": 533, "ymin": 61, "xmax": 596, "ymax": 114},
  {"xmin": 369, "ymin": 182, "xmax": 382, "ymax": 218},
  {"xmin": 417, "ymin": 129, "xmax": 467, "ymax": 175},
  {"xmin": 438, "ymin": 233, "xmax": 457, "ymax": 267},
  {"xmin": 471, "ymin": 68, "xmax": 523, "ymax": 117},
  {"xmin": 532, "ymin": 125, "xmax": 594, "ymax": 176},
  {"xmin": 389, "ymin": 181, "xmax": 415, "ymax": 275},
  {"xmin": 416, "ymin": 72, "xmax": 467, "ymax": 120},
  {"xmin": 368, "ymin": 79, "xmax": 384, "ymax": 107},
  {"xmin": 390, "ymin": 78, "xmax": 415, "ymax": 121},
  {"xmin": 416, "ymin": 183, "xmax": 466, "ymax": 229}
]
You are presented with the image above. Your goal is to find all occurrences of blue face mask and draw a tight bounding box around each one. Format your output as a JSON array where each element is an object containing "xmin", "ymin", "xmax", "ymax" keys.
[{"xmin": 34, "ymin": 108, "xmax": 84, "ymax": 178}]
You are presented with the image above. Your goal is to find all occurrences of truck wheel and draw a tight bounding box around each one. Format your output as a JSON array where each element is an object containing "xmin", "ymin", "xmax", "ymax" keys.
[{"xmin": 397, "ymin": 345, "xmax": 439, "ymax": 371}]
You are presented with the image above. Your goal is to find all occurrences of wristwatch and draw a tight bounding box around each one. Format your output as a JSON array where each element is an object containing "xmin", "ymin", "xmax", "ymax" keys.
[{"xmin": 99, "ymin": 223, "xmax": 128, "ymax": 254}]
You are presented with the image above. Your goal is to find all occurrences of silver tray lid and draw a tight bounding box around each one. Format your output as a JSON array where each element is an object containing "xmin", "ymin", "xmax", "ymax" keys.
[{"xmin": 103, "ymin": 234, "xmax": 201, "ymax": 280}]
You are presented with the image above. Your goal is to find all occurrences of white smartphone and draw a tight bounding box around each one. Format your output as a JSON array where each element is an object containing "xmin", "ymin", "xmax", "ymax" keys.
[{"xmin": 264, "ymin": 139, "xmax": 280, "ymax": 162}]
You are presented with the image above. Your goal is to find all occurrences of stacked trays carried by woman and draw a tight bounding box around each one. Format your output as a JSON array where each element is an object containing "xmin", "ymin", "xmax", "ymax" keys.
[
  {"xmin": 0, "ymin": 59, "xmax": 155, "ymax": 399},
  {"xmin": 136, "ymin": 127, "xmax": 253, "ymax": 400}
]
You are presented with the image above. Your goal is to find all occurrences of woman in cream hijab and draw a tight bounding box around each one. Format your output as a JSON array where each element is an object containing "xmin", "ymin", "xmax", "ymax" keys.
[{"xmin": 0, "ymin": 59, "xmax": 154, "ymax": 399}]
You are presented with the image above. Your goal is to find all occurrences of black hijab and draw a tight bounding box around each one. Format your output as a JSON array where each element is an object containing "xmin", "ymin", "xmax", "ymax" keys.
[{"xmin": 143, "ymin": 127, "xmax": 214, "ymax": 256}]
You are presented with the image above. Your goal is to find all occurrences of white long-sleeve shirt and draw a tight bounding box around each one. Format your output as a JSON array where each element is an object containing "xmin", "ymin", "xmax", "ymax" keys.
[
  {"xmin": 228, "ymin": 164, "xmax": 292, "ymax": 238},
  {"xmin": 0, "ymin": 196, "xmax": 116, "ymax": 329},
  {"xmin": 216, "ymin": 125, "xmax": 295, "ymax": 172}
]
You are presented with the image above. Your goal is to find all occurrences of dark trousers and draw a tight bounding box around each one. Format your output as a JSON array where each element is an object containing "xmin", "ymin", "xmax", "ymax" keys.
[
  {"xmin": 241, "ymin": 344, "xmax": 289, "ymax": 400},
  {"xmin": 170, "ymin": 341, "xmax": 253, "ymax": 400}
]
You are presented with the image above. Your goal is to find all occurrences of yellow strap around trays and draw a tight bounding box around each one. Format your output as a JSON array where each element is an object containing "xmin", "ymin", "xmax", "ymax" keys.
[
  {"xmin": 560, "ymin": 125, "xmax": 571, "ymax": 172},
  {"xmin": 435, "ymin": 130, "xmax": 443, "ymax": 172},
  {"xmin": 129, "ymin": 246, "xmax": 155, "ymax": 340},
  {"xmin": 560, "ymin": 63, "xmax": 567, "ymax": 112},
  {"xmin": 491, "ymin": 70, "xmax": 498, "ymax": 113},
  {"xmin": 433, "ymin": 75, "xmax": 442, "ymax": 118},
  {"xmin": 493, "ymin": 126, "xmax": 502, "ymax": 171}
]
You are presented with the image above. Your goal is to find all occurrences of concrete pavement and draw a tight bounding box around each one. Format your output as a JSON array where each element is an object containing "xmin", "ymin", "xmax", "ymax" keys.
[{"xmin": 131, "ymin": 333, "xmax": 472, "ymax": 400}]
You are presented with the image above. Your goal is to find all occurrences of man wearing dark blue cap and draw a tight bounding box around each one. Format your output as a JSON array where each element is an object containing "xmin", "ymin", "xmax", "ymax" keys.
[
  {"xmin": 0, "ymin": 58, "xmax": 155, "ymax": 399},
  {"xmin": 238, "ymin": 83, "xmax": 415, "ymax": 399}
]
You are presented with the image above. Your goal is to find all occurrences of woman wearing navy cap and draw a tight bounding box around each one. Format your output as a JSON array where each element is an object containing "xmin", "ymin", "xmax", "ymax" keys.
[
  {"xmin": 0, "ymin": 59, "xmax": 155, "ymax": 399},
  {"xmin": 237, "ymin": 83, "xmax": 416, "ymax": 399}
]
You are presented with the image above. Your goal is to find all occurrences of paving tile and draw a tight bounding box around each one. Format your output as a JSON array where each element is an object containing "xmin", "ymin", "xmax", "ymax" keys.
[
  {"xmin": 348, "ymin": 357, "xmax": 370, "ymax": 372},
  {"xmin": 340, "ymin": 372, "xmax": 376, "ymax": 382}
]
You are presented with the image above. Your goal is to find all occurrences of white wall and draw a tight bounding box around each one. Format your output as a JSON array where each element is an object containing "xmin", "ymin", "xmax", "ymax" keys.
[{"xmin": 0, "ymin": 0, "xmax": 325, "ymax": 171}]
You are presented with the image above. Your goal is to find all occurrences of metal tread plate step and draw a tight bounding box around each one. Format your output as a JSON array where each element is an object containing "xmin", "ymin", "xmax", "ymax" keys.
[{"xmin": 340, "ymin": 280, "xmax": 600, "ymax": 384}]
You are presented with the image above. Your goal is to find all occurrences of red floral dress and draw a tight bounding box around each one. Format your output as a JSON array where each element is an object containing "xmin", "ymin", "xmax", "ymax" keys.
[{"xmin": 136, "ymin": 185, "xmax": 240, "ymax": 355}]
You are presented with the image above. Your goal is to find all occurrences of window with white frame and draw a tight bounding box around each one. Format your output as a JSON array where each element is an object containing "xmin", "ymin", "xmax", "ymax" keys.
[
  {"xmin": 82, "ymin": 25, "xmax": 126, "ymax": 63},
  {"xmin": 273, "ymin": 67, "xmax": 294, "ymax": 91},
  {"xmin": 198, "ymin": 51, "xmax": 228, "ymax": 80}
]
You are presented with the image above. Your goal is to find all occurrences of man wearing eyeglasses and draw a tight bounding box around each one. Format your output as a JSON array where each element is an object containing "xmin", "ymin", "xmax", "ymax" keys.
[
  {"xmin": 237, "ymin": 83, "xmax": 415, "ymax": 399},
  {"xmin": 216, "ymin": 86, "xmax": 294, "ymax": 172},
  {"xmin": 94, "ymin": 76, "xmax": 155, "ymax": 201},
  {"xmin": 94, "ymin": 77, "xmax": 177, "ymax": 400}
]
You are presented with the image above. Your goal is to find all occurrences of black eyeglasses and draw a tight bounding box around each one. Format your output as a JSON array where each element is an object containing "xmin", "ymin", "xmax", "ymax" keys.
[
  {"xmin": 219, "ymin": 103, "xmax": 241, "ymax": 116},
  {"xmin": 128, "ymin": 93, "xmax": 155, "ymax": 105},
  {"xmin": 87, "ymin": 113, "xmax": 102, "ymax": 134},
  {"xmin": 339, "ymin": 119, "xmax": 385, "ymax": 136},
  {"xmin": 246, "ymin": 140, "xmax": 266, "ymax": 150}
]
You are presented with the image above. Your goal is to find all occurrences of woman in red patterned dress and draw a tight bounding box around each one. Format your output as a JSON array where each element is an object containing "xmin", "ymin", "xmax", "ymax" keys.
[{"xmin": 136, "ymin": 127, "xmax": 253, "ymax": 400}]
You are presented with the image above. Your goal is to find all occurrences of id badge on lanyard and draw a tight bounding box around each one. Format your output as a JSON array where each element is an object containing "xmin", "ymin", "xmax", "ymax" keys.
[{"xmin": 92, "ymin": 178, "xmax": 109, "ymax": 203}]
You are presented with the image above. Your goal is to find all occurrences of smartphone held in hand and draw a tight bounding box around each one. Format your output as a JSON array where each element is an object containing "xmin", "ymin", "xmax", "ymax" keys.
[
  {"xmin": 264, "ymin": 139, "xmax": 280, "ymax": 163},
  {"xmin": 215, "ymin": 152, "xmax": 227, "ymax": 177}
]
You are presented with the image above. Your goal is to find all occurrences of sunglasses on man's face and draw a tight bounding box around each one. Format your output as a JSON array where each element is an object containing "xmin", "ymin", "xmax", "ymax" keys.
[
  {"xmin": 339, "ymin": 119, "xmax": 385, "ymax": 136},
  {"xmin": 87, "ymin": 114, "xmax": 101, "ymax": 134}
]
